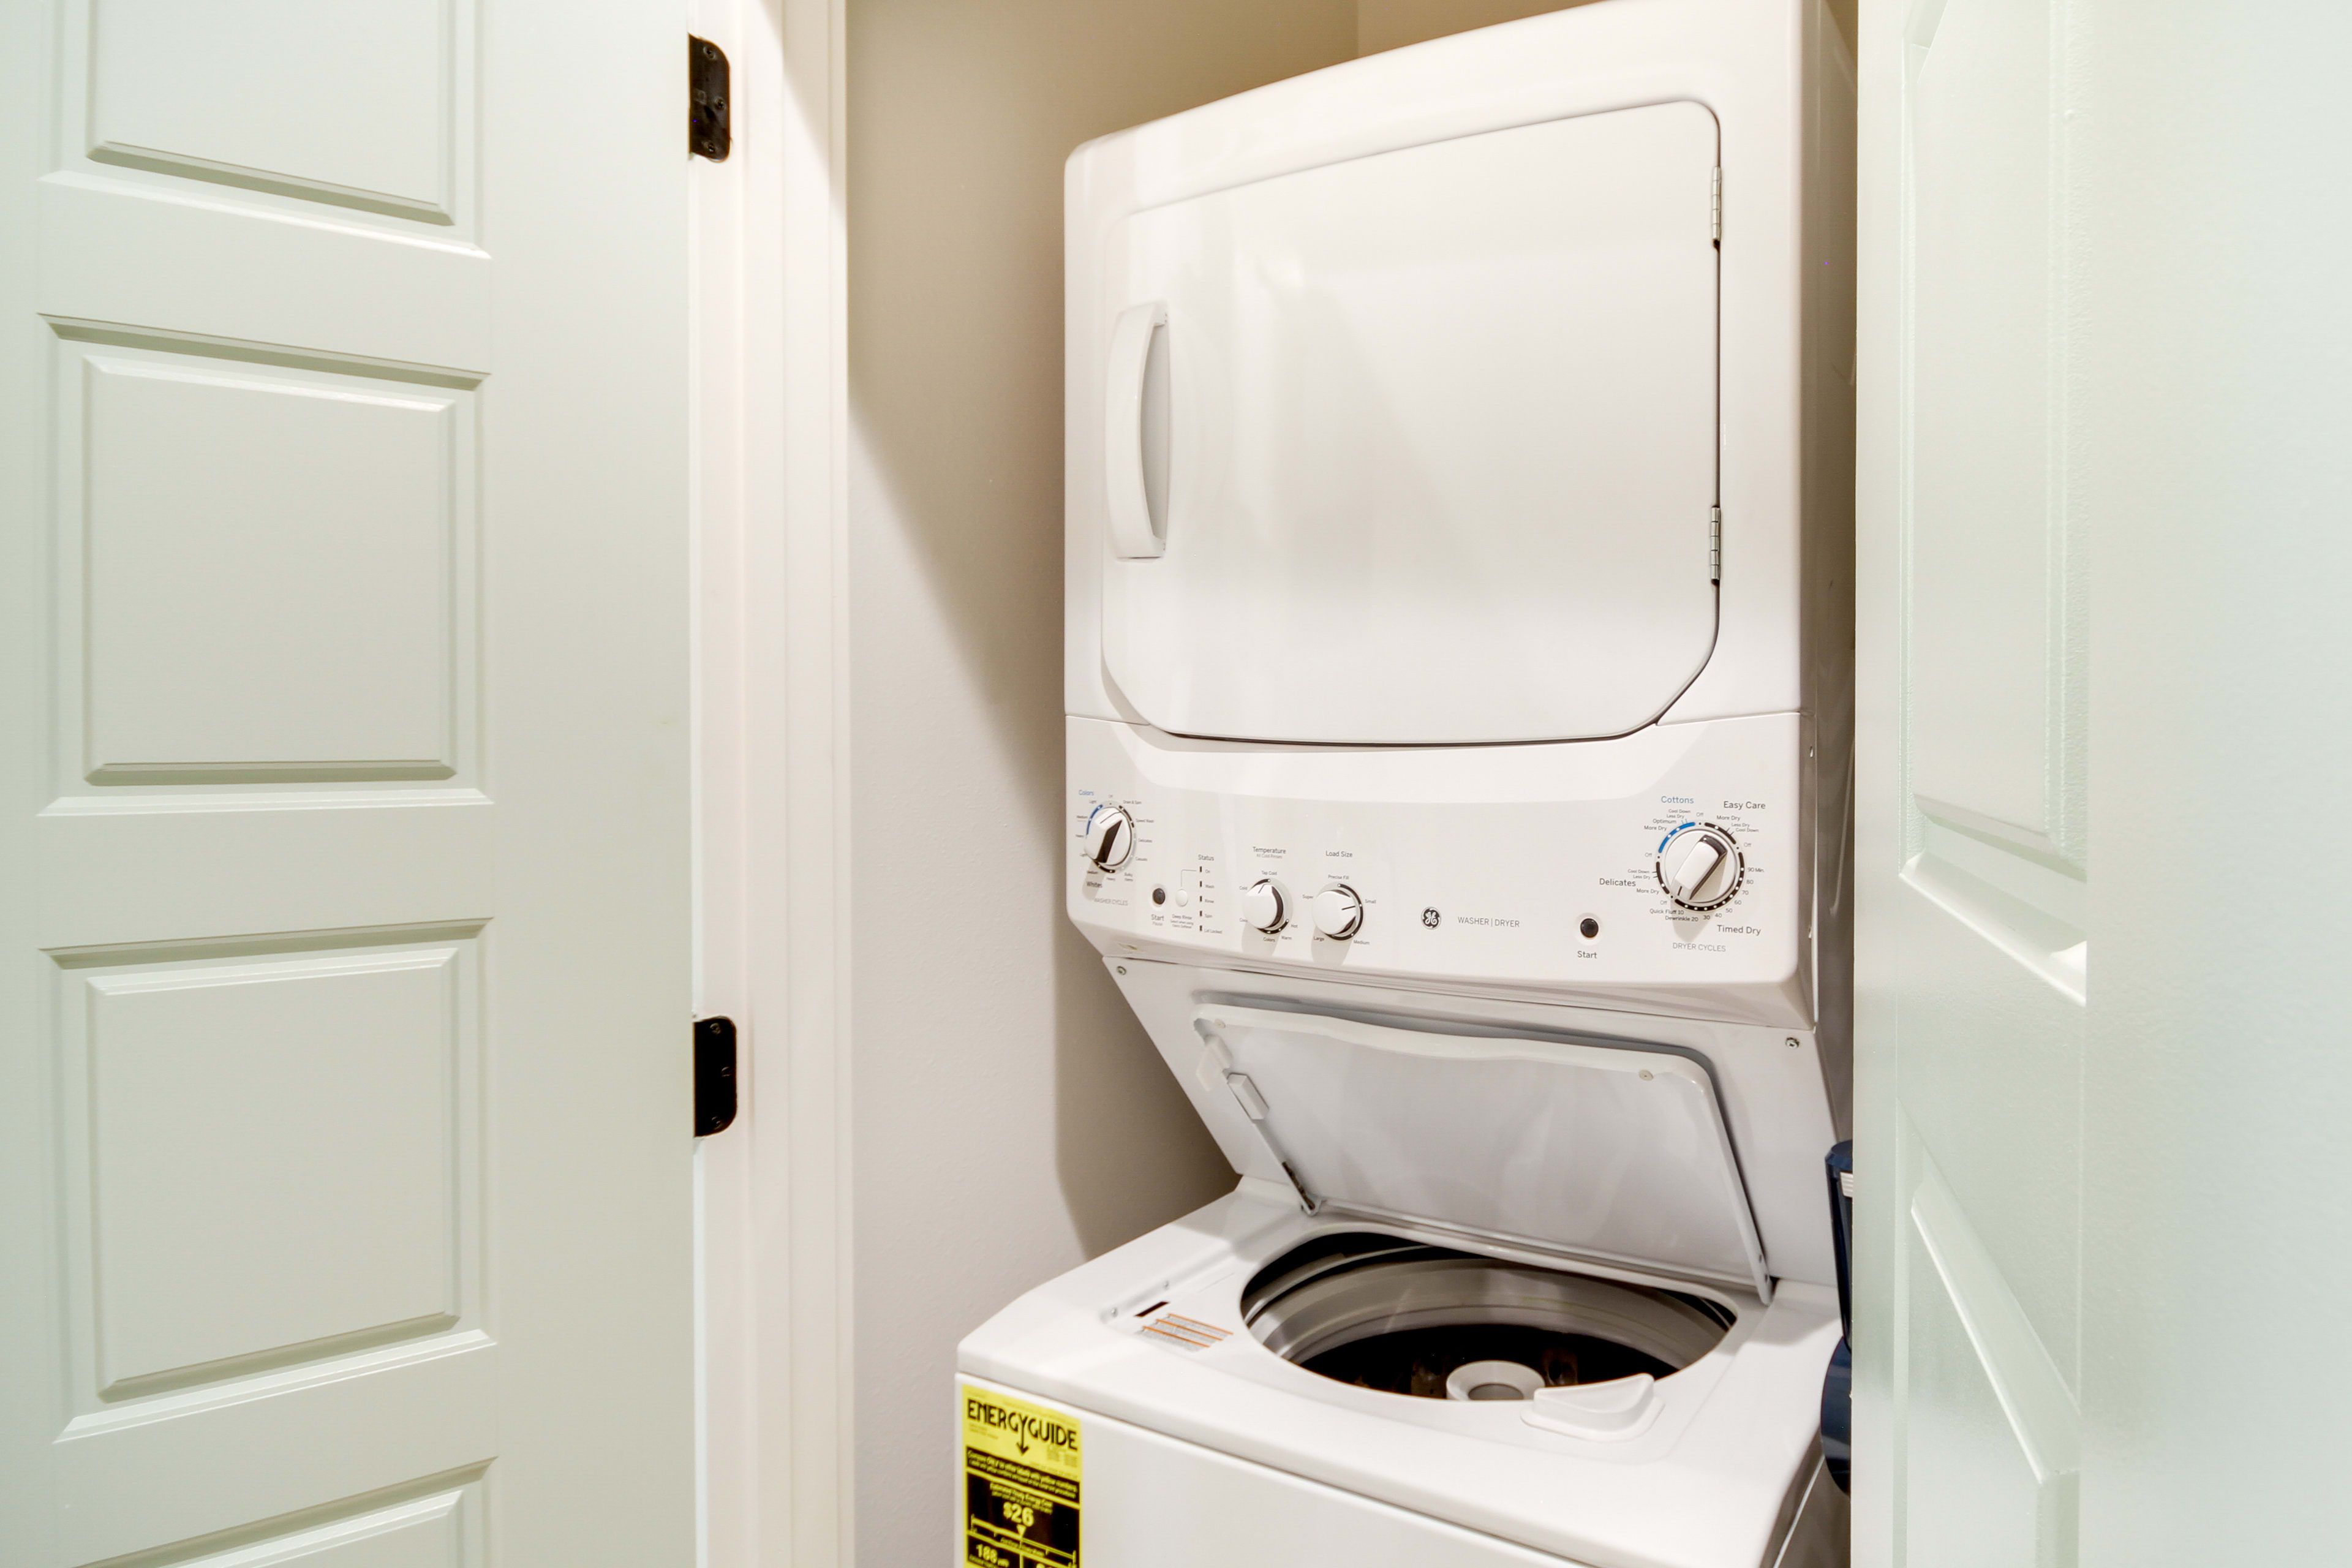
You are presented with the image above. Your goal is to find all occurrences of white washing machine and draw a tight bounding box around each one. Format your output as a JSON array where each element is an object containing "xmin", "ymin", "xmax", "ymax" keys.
[{"xmin": 961, "ymin": 2, "xmax": 1856, "ymax": 1566}]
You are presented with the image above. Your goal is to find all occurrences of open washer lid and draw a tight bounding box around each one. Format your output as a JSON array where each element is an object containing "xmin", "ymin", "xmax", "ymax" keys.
[{"xmin": 1193, "ymin": 1004, "xmax": 1772, "ymax": 1300}]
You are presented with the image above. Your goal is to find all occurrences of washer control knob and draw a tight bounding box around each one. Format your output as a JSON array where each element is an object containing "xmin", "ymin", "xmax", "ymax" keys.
[
  {"xmin": 1082, "ymin": 804, "xmax": 1134, "ymax": 870},
  {"xmin": 1311, "ymin": 884, "xmax": 1364, "ymax": 940},
  {"xmin": 1657, "ymin": 824, "xmax": 1741, "ymax": 910},
  {"xmin": 1240, "ymin": 878, "xmax": 1289, "ymax": 933}
]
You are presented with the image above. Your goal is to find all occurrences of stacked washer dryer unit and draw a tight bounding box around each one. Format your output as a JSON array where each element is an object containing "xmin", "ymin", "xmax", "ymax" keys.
[{"xmin": 960, "ymin": 2, "xmax": 1855, "ymax": 1566}]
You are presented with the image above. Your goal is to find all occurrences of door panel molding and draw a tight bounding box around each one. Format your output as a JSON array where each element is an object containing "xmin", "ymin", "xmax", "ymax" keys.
[
  {"xmin": 36, "ymin": 176, "xmax": 493, "ymax": 376},
  {"xmin": 55, "ymin": 340, "xmax": 476, "ymax": 790},
  {"xmin": 56, "ymin": 937, "xmax": 481, "ymax": 1406},
  {"xmin": 1896, "ymin": 0, "xmax": 2086, "ymax": 894},
  {"xmin": 1858, "ymin": 0, "xmax": 2086, "ymax": 1561},
  {"xmin": 53, "ymin": 1349, "xmax": 494, "ymax": 1566},
  {"xmin": 1902, "ymin": 1128, "xmax": 2078, "ymax": 1480},
  {"xmin": 62, "ymin": 0, "xmax": 479, "ymax": 233},
  {"xmin": 1894, "ymin": 1124, "xmax": 2079, "ymax": 1567}
]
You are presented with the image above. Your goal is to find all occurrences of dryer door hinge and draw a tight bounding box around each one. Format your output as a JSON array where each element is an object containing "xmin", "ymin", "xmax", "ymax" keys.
[
  {"xmin": 1708, "ymin": 507, "xmax": 1723, "ymax": 582},
  {"xmin": 1710, "ymin": 166, "xmax": 1722, "ymax": 243}
]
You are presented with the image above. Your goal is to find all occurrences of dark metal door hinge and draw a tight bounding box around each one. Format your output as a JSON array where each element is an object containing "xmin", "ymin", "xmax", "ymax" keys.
[
  {"xmin": 690, "ymin": 37, "xmax": 731, "ymax": 162},
  {"xmin": 695, "ymin": 1016, "xmax": 737, "ymax": 1136}
]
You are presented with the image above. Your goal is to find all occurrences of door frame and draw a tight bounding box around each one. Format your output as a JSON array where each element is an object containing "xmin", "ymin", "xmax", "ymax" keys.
[{"xmin": 690, "ymin": 0, "xmax": 854, "ymax": 1563}]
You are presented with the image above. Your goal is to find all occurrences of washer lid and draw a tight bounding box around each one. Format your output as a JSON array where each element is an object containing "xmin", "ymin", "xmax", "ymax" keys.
[{"xmin": 1194, "ymin": 1005, "xmax": 1771, "ymax": 1300}]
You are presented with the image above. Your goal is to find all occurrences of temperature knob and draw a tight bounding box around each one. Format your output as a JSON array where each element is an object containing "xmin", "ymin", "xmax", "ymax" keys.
[
  {"xmin": 1656, "ymin": 824, "xmax": 1743, "ymax": 911},
  {"xmin": 1311, "ymin": 884, "xmax": 1364, "ymax": 940},
  {"xmin": 1082, "ymin": 804, "xmax": 1134, "ymax": 870},
  {"xmin": 1240, "ymin": 878, "xmax": 1289, "ymax": 933}
]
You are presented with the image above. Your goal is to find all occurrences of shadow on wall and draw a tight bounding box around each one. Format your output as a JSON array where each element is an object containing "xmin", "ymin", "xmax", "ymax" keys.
[
  {"xmin": 1363, "ymin": 0, "xmax": 1855, "ymax": 60},
  {"xmin": 1359, "ymin": 0, "xmax": 1605, "ymax": 55},
  {"xmin": 1050, "ymin": 925, "xmax": 1223, "ymax": 1254},
  {"xmin": 846, "ymin": 0, "xmax": 1360, "ymax": 1256}
]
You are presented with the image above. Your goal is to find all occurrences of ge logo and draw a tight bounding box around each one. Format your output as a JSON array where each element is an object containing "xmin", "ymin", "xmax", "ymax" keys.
[{"xmin": 1421, "ymin": 908, "xmax": 1441, "ymax": 928}]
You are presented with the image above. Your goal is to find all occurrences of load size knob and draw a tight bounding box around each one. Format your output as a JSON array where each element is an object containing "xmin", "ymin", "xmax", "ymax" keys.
[
  {"xmin": 1311, "ymin": 884, "xmax": 1364, "ymax": 940},
  {"xmin": 1082, "ymin": 804, "xmax": 1134, "ymax": 870},
  {"xmin": 1240, "ymin": 878, "xmax": 1289, "ymax": 933},
  {"xmin": 1656, "ymin": 824, "xmax": 1743, "ymax": 910}
]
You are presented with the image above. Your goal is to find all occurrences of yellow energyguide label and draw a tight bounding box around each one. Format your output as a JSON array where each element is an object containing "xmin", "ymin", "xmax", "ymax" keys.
[{"xmin": 962, "ymin": 1384, "xmax": 1081, "ymax": 1568}]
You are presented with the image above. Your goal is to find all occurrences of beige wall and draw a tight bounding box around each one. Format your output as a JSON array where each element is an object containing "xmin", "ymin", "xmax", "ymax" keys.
[
  {"xmin": 1359, "ymin": 0, "xmax": 1600, "ymax": 55},
  {"xmin": 845, "ymin": 2, "xmax": 1355, "ymax": 1562},
  {"xmin": 1361, "ymin": 0, "xmax": 1855, "ymax": 56}
]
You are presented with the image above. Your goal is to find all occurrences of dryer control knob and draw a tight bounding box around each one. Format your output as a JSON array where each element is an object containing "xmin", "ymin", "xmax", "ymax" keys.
[
  {"xmin": 1311, "ymin": 884, "xmax": 1364, "ymax": 940},
  {"xmin": 1657, "ymin": 824, "xmax": 1742, "ymax": 910},
  {"xmin": 1082, "ymin": 804, "xmax": 1134, "ymax": 870},
  {"xmin": 1240, "ymin": 878, "xmax": 1289, "ymax": 933}
]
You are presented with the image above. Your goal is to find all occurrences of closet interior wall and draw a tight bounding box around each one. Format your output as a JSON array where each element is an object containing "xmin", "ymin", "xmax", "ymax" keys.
[{"xmin": 843, "ymin": 3, "xmax": 1354, "ymax": 1563}]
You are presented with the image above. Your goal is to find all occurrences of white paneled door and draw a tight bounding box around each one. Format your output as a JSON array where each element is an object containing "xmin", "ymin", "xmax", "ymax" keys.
[
  {"xmin": 1860, "ymin": 2, "xmax": 2352, "ymax": 1560},
  {"xmin": 0, "ymin": 2, "xmax": 695, "ymax": 1565},
  {"xmin": 1853, "ymin": 0, "xmax": 2082, "ymax": 1562}
]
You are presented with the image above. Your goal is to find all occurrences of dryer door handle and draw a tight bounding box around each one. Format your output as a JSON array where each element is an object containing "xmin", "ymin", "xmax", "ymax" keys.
[{"xmin": 1104, "ymin": 301, "xmax": 1169, "ymax": 559}]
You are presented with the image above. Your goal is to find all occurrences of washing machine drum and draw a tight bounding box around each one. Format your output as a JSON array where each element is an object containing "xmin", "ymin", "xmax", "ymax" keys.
[
  {"xmin": 1098, "ymin": 102, "xmax": 1721, "ymax": 746},
  {"xmin": 1242, "ymin": 1232, "xmax": 1733, "ymax": 1401}
]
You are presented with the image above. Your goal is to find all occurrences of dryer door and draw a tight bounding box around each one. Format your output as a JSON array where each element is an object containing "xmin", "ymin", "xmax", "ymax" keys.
[
  {"xmin": 1100, "ymin": 101, "xmax": 1719, "ymax": 746},
  {"xmin": 1194, "ymin": 1004, "xmax": 1772, "ymax": 1299}
]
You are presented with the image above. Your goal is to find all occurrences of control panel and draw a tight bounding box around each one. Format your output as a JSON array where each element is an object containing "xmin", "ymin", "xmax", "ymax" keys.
[{"xmin": 1068, "ymin": 712, "xmax": 1814, "ymax": 1025}]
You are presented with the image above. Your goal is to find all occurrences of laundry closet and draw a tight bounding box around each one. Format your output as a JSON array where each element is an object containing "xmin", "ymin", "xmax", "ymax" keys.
[
  {"xmin": 6, "ymin": 1, "xmax": 2343, "ymax": 1563},
  {"xmin": 775, "ymin": 0, "xmax": 1860, "ymax": 1564}
]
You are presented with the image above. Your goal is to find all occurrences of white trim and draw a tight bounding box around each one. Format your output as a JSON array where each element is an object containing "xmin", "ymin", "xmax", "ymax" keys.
[
  {"xmin": 693, "ymin": 0, "xmax": 853, "ymax": 1561},
  {"xmin": 687, "ymin": 6, "xmax": 753, "ymax": 1566},
  {"xmin": 775, "ymin": 0, "xmax": 856, "ymax": 1561}
]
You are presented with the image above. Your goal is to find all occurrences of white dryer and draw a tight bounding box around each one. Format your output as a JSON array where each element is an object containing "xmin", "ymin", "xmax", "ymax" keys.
[{"xmin": 963, "ymin": 2, "xmax": 1856, "ymax": 1566}]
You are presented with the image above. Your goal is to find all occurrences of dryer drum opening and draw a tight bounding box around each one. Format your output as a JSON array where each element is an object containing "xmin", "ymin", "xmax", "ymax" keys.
[{"xmin": 1240, "ymin": 1233, "xmax": 1732, "ymax": 1401}]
